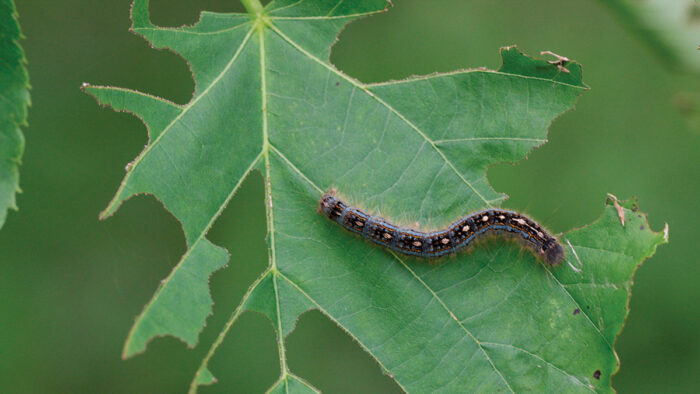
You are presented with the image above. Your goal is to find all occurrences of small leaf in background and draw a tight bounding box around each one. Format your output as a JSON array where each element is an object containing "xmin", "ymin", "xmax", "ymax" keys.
[
  {"xmin": 600, "ymin": 0, "xmax": 700, "ymax": 132},
  {"xmin": 85, "ymin": 0, "xmax": 668, "ymax": 392},
  {"xmin": 0, "ymin": 0, "xmax": 29, "ymax": 229},
  {"xmin": 600, "ymin": 0, "xmax": 700, "ymax": 72}
]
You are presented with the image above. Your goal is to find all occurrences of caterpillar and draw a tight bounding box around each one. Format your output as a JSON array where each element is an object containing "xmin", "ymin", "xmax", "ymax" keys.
[{"xmin": 319, "ymin": 190, "xmax": 564, "ymax": 266}]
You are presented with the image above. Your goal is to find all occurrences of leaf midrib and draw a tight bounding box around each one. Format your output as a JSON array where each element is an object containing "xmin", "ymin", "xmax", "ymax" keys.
[
  {"xmin": 255, "ymin": 23, "xmax": 612, "ymax": 390},
  {"xmin": 265, "ymin": 142, "xmax": 516, "ymax": 392},
  {"xmin": 117, "ymin": 12, "xmax": 599, "ymax": 392},
  {"xmin": 255, "ymin": 21, "xmax": 607, "ymax": 389}
]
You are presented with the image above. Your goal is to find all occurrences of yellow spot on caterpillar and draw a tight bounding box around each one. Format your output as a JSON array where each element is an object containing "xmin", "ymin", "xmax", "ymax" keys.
[
  {"xmin": 412, "ymin": 241, "xmax": 422, "ymax": 247},
  {"xmin": 482, "ymin": 215, "xmax": 489, "ymax": 222},
  {"xmin": 355, "ymin": 221, "xmax": 364, "ymax": 227},
  {"xmin": 441, "ymin": 238, "xmax": 450, "ymax": 245},
  {"xmin": 462, "ymin": 225, "xmax": 470, "ymax": 232},
  {"xmin": 498, "ymin": 215, "xmax": 505, "ymax": 220},
  {"xmin": 382, "ymin": 233, "xmax": 393, "ymax": 239}
]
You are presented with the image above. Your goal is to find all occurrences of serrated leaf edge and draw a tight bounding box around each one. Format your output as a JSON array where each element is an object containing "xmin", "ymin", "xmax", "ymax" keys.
[
  {"xmin": 87, "ymin": 1, "xmax": 667, "ymax": 392},
  {"xmin": 558, "ymin": 194, "xmax": 668, "ymax": 389}
]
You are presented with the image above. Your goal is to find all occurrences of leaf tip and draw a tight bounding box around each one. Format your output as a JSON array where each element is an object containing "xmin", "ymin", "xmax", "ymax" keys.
[
  {"xmin": 80, "ymin": 83, "xmax": 102, "ymax": 103},
  {"xmin": 130, "ymin": 0, "xmax": 155, "ymax": 30},
  {"xmin": 99, "ymin": 199, "xmax": 121, "ymax": 221},
  {"xmin": 121, "ymin": 333, "xmax": 141, "ymax": 360}
]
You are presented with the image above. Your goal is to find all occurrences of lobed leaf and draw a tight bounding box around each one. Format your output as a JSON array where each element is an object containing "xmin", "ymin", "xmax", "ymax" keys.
[{"xmin": 85, "ymin": 1, "xmax": 668, "ymax": 392}]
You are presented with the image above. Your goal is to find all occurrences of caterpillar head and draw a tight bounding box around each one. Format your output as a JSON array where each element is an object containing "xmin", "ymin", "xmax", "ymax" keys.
[
  {"xmin": 541, "ymin": 238, "xmax": 565, "ymax": 266},
  {"xmin": 318, "ymin": 190, "xmax": 344, "ymax": 220}
]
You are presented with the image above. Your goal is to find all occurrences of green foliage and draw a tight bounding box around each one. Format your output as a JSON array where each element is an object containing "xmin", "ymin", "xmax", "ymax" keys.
[
  {"xmin": 600, "ymin": 0, "xmax": 700, "ymax": 72},
  {"xmin": 600, "ymin": 0, "xmax": 700, "ymax": 132},
  {"xmin": 0, "ymin": 0, "xmax": 29, "ymax": 229},
  {"xmin": 85, "ymin": 0, "xmax": 668, "ymax": 392}
]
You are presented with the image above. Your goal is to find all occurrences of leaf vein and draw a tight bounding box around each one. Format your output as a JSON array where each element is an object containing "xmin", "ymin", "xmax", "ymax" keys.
[
  {"xmin": 104, "ymin": 25, "xmax": 256, "ymax": 215},
  {"xmin": 269, "ymin": 144, "xmax": 324, "ymax": 193},
  {"xmin": 267, "ymin": 23, "xmax": 494, "ymax": 207},
  {"xmin": 276, "ymin": 272, "xmax": 409, "ymax": 394},
  {"xmin": 387, "ymin": 251, "xmax": 516, "ymax": 393},
  {"xmin": 480, "ymin": 342, "xmax": 595, "ymax": 392},
  {"xmin": 133, "ymin": 21, "xmax": 251, "ymax": 37},
  {"xmin": 545, "ymin": 266, "xmax": 614, "ymax": 352}
]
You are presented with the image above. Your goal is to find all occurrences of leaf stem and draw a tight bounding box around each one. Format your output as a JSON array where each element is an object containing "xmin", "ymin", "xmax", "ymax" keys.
[{"xmin": 240, "ymin": 0, "xmax": 264, "ymax": 16}]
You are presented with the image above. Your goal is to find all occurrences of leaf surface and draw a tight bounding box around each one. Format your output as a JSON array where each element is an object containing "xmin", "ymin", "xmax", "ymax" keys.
[
  {"xmin": 0, "ymin": 0, "xmax": 29, "ymax": 229},
  {"xmin": 85, "ymin": 1, "xmax": 668, "ymax": 392}
]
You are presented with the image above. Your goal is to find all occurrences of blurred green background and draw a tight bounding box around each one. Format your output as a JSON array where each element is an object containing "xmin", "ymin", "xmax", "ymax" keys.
[{"xmin": 1, "ymin": 0, "xmax": 698, "ymax": 392}]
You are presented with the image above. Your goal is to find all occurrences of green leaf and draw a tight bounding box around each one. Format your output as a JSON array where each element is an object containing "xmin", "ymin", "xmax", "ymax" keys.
[
  {"xmin": 600, "ymin": 0, "xmax": 700, "ymax": 72},
  {"xmin": 0, "ymin": 0, "xmax": 29, "ymax": 229},
  {"xmin": 85, "ymin": 0, "xmax": 668, "ymax": 392}
]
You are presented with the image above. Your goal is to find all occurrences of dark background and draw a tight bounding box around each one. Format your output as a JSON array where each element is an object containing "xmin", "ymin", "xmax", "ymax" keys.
[{"xmin": 2, "ymin": 0, "xmax": 698, "ymax": 392}]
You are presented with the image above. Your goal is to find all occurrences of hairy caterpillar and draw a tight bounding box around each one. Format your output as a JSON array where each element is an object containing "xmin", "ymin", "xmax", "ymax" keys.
[{"xmin": 319, "ymin": 191, "xmax": 564, "ymax": 266}]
